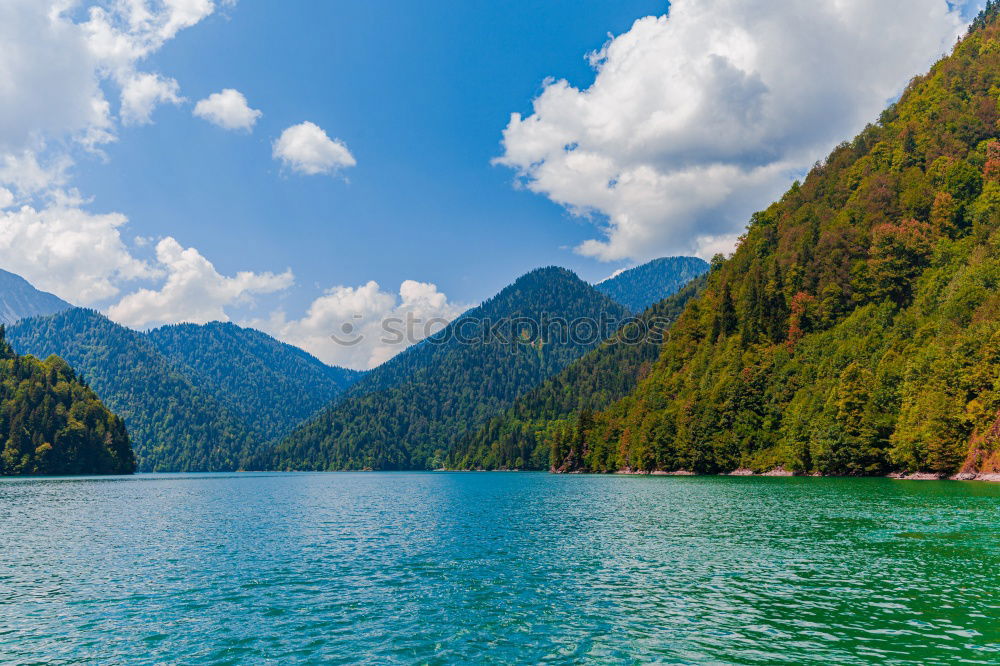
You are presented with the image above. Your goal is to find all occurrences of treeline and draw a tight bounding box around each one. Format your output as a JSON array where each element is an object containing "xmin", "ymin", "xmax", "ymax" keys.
[
  {"xmin": 0, "ymin": 325, "xmax": 133, "ymax": 475},
  {"xmin": 558, "ymin": 9, "xmax": 1000, "ymax": 477}
]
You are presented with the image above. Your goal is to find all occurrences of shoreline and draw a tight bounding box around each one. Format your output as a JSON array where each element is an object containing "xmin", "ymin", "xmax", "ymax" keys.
[{"xmin": 607, "ymin": 466, "xmax": 1000, "ymax": 482}]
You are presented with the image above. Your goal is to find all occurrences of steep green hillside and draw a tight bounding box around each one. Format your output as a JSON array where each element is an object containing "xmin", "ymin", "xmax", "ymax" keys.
[
  {"xmin": 0, "ymin": 325, "xmax": 133, "ymax": 475},
  {"xmin": 595, "ymin": 256, "xmax": 709, "ymax": 313},
  {"xmin": 268, "ymin": 267, "xmax": 631, "ymax": 470},
  {"xmin": 561, "ymin": 5, "xmax": 1000, "ymax": 478},
  {"xmin": 7, "ymin": 309, "xmax": 255, "ymax": 472},
  {"xmin": 446, "ymin": 272, "xmax": 708, "ymax": 469},
  {"xmin": 147, "ymin": 322, "xmax": 360, "ymax": 443}
]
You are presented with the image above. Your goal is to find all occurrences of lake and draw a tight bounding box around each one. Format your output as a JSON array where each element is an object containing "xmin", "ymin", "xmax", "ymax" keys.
[{"xmin": 1, "ymin": 472, "xmax": 998, "ymax": 664}]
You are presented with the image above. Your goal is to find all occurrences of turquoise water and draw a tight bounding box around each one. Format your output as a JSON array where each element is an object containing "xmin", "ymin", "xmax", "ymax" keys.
[{"xmin": 1, "ymin": 473, "xmax": 998, "ymax": 664}]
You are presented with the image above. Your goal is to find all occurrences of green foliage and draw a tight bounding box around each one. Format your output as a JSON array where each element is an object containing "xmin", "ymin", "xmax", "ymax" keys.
[
  {"xmin": 557, "ymin": 17, "xmax": 1000, "ymax": 477},
  {"xmin": 268, "ymin": 267, "xmax": 632, "ymax": 470},
  {"xmin": 7, "ymin": 311, "xmax": 359, "ymax": 473},
  {"xmin": 147, "ymin": 322, "xmax": 360, "ymax": 443},
  {"xmin": 594, "ymin": 256, "xmax": 709, "ymax": 313},
  {"xmin": 0, "ymin": 325, "xmax": 133, "ymax": 475},
  {"xmin": 8, "ymin": 309, "xmax": 254, "ymax": 472},
  {"xmin": 445, "ymin": 274, "xmax": 707, "ymax": 470}
]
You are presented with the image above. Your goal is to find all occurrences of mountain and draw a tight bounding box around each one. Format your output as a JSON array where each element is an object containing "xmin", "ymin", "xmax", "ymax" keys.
[
  {"xmin": 0, "ymin": 269, "xmax": 72, "ymax": 325},
  {"xmin": 146, "ymin": 322, "xmax": 360, "ymax": 444},
  {"xmin": 0, "ymin": 324, "xmax": 133, "ymax": 475},
  {"xmin": 267, "ymin": 267, "xmax": 632, "ymax": 470},
  {"xmin": 594, "ymin": 256, "xmax": 709, "ymax": 313},
  {"xmin": 557, "ymin": 5, "xmax": 1000, "ymax": 479},
  {"xmin": 7, "ymin": 309, "xmax": 256, "ymax": 472},
  {"xmin": 446, "ymin": 271, "xmax": 708, "ymax": 470},
  {"xmin": 7, "ymin": 311, "xmax": 359, "ymax": 472}
]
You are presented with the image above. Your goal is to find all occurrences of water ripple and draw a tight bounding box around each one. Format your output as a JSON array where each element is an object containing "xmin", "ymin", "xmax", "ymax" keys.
[{"xmin": 0, "ymin": 473, "xmax": 998, "ymax": 664}]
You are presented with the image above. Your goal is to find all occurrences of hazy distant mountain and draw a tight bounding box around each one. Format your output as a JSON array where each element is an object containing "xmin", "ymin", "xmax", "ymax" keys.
[
  {"xmin": 0, "ymin": 269, "xmax": 72, "ymax": 325},
  {"xmin": 268, "ymin": 266, "xmax": 632, "ymax": 471},
  {"xmin": 595, "ymin": 256, "xmax": 709, "ymax": 313}
]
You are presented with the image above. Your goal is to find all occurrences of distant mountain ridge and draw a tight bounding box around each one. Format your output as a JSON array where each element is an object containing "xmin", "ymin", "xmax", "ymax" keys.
[
  {"xmin": 594, "ymin": 256, "xmax": 709, "ymax": 313},
  {"xmin": 8, "ymin": 310, "xmax": 359, "ymax": 472},
  {"xmin": 2, "ymin": 256, "xmax": 709, "ymax": 473},
  {"xmin": 0, "ymin": 269, "xmax": 72, "ymax": 325},
  {"xmin": 267, "ymin": 266, "xmax": 632, "ymax": 470},
  {"xmin": 447, "ymin": 271, "xmax": 709, "ymax": 470},
  {"xmin": 146, "ymin": 322, "xmax": 360, "ymax": 444}
]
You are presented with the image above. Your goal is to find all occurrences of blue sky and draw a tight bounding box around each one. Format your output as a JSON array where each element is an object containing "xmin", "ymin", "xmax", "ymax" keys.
[
  {"xmin": 0, "ymin": 0, "xmax": 985, "ymax": 368},
  {"xmin": 75, "ymin": 0, "xmax": 668, "ymax": 310}
]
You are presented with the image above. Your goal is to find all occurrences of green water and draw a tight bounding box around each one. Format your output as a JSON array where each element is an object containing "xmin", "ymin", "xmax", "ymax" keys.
[{"xmin": 0, "ymin": 472, "xmax": 998, "ymax": 664}]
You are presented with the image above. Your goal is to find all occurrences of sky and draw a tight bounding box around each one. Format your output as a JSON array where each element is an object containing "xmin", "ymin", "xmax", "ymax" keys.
[{"xmin": 0, "ymin": 0, "xmax": 988, "ymax": 369}]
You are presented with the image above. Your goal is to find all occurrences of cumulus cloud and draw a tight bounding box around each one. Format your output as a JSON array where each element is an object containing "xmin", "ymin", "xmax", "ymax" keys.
[
  {"xmin": 0, "ymin": 152, "xmax": 73, "ymax": 200},
  {"xmin": 108, "ymin": 237, "xmax": 293, "ymax": 328},
  {"xmin": 0, "ymin": 202, "xmax": 158, "ymax": 304},
  {"xmin": 251, "ymin": 280, "xmax": 467, "ymax": 370},
  {"xmin": 497, "ymin": 0, "xmax": 980, "ymax": 261},
  {"xmin": 0, "ymin": 1, "xmax": 109, "ymax": 155},
  {"xmin": 120, "ymin": 72, "xmax": 184, "ymax": 125},
  {"xmin": 273, "ymin": 121, "xmax": 356, "ymax": 176},
  {"xmin": 193, "ymin": 88, "xmax": 262, "ymax": 131},
  {"xmin": 0, "ymin": 1, "xmax": 301, "ymax": 330},
  {"xmin": 0, "ymin": 0, "xmax": 231, "ymax": 172}
]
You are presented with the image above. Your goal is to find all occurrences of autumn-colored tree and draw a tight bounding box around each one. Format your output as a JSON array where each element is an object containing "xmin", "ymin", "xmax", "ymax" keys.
[
  {"xmin": 930, "ymin": 191, "xmax": 960, "ymax": 234},
  {"xmin": 787, "ymin": 291, "xmax": 816, "ymax": 350}
]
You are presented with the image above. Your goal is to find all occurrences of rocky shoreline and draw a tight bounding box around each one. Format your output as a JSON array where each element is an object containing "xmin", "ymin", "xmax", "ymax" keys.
[{"xmin": 606, "ymin": 466, "xmax": 1000, "ymax": 482}]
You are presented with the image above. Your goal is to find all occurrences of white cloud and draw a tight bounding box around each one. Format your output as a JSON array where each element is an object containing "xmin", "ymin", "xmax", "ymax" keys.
[
  {"xmin": 0, "ymin": 152, "xmax": 73, "ymax": 200},
  {"xmin": 251, "ymin": 280, "xmax": 467, "ymax": 370},
  {"xmin": 497, "ymin": 0, "xmax": 981, "ymax": 261},
  {"xmin": 0, "ymin": 1, "xmax": 299, "ymax": 331},
  {"xmin": 273, "ymin": 121, "xmax": 356, "ymax": 176},
  {"xmin": 0, "ymin": 0, "xmax": 231, "ymax": 182},
  {"xmin": 193, "ymin": 88, "xmax": 262, "ymax": 131},
  {"xmin": 0, "ymin": 1, "xmax": 109, "ymax": 155},
  {"xmin": 0, "ymin": 202, "xmax": 158, "ymax": 304},
  {"xmin": 120, "ymin": 72, "xmax": 184, "ymax": 125},
  {"xmin": 108, "ymin": 237, "xmax": 293, "ymax": 328}
]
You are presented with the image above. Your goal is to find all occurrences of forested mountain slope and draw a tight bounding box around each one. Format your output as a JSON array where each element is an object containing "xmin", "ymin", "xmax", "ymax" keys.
[
  {"xmin": 146, "ymin": 322, "xmax": 360, "ymax": 443},
  {"xmin": 8, "ymin": 311, "xmax": 361, "ymax": 472},
  {"xmin": 0, "ymin": 325, "xmax": 133, "ymax": 475},
  {"xmin": 447, "ymin": 271, "xmax": 708, "ymax": 470},
  {"xmin": 267, "ymin": 267, "xmax": 631, "ymax": 470},
  {"xmin": 560, "ymin": 5, "xmax": 1000, "ymax": 478},
  {"xmin": 7, "ymin": 309, "xmax": 255, "ymax": 472},
  {"xmin": 595, "ymin": 256, "xmax": 709, "ymax": 313},
  {"xmin": 0, "ymin": 269, "xmax": 72, "ymax": 325}
]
